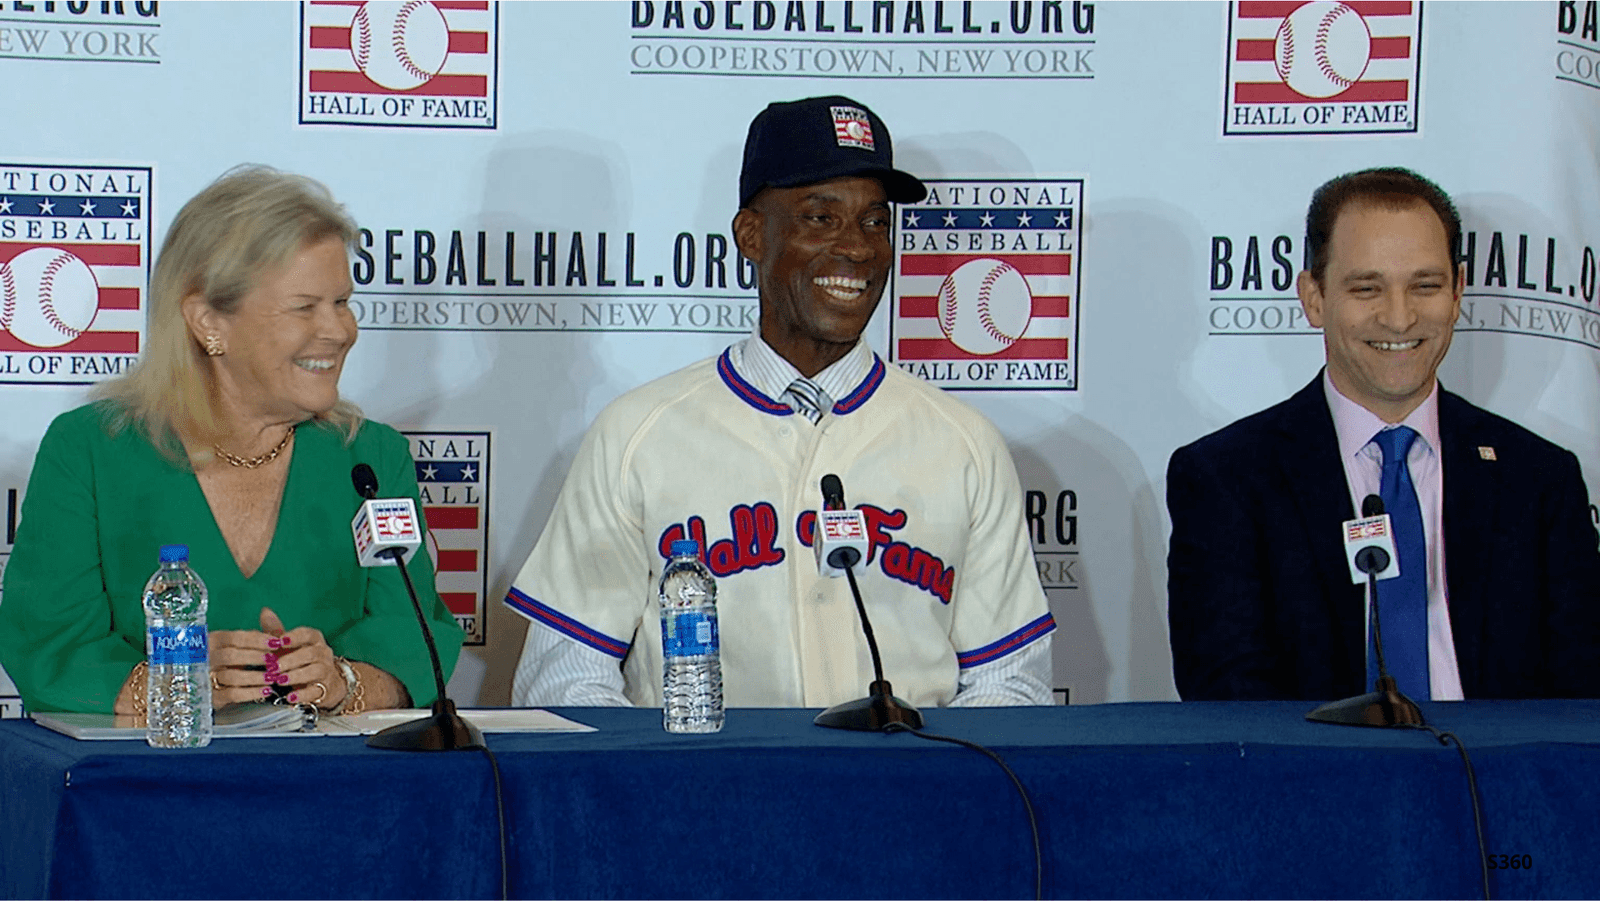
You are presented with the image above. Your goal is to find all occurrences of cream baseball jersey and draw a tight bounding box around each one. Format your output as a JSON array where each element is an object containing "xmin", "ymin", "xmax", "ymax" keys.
[{"xmin": 506, "ymin": 349, "xmax": 1055, "ymax": 708}]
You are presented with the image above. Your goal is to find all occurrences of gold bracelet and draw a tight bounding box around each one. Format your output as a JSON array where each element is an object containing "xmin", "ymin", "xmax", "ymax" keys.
[
  {"xmin": 128, "ymin": 661, "xmax": 149, "ymax": 724},
  {"xmin": 331, "ymin": 656, "xmax": 367, "ymax": 715}
]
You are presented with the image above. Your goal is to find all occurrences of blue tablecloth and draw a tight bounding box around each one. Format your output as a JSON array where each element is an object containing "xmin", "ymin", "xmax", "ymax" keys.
[{"xmin": 2, "ymin": 701, "xmax": 1596, "ymax": 899}]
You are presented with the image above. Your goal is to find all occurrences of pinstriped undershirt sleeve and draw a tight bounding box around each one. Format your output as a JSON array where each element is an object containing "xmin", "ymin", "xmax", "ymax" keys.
[
  {"xmin": 510, "ymin": 607, "xmax": 629, "ymax": 707},
  {"xmin": 951, "ymin": 632, "xmax": 1054, "ymax": 706}
]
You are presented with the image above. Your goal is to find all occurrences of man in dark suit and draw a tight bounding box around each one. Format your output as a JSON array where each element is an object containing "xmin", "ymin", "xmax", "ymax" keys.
[{"xmin": 1167, "ymin": 167, "xmax": 1600, "ymax": 701}]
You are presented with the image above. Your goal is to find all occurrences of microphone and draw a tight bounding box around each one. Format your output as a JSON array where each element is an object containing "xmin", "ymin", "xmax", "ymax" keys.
[
  {"xmin": 812, "ymin": 474, "xmax": 923, "ymax": 732},
  {"xmin": 1307, "ymin": 494, "xmax": 1424, "ymax": 728},
  {"xmin": 348, "ymin": 464, "xmax": 484, "ymax": 752},
  {"xmin": 350, "ymin": 463, "xmax": 423, "ymax": 568},
  {"xmin": 815, "ymin": 473, "xmax": 869, "ymax": 577},
  {"xmin": 1341, "ymin": 493, "xmax": 1399, "ymax": 583}
]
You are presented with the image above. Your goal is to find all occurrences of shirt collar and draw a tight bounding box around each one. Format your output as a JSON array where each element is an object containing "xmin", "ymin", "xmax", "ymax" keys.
[
  {"xmin": 1323, "ymin": 369, "xmax": 1442, "ymax": 461},
  {"xmin": 733, "ymin": 333, "xmax": 875, "ymax": 407}
]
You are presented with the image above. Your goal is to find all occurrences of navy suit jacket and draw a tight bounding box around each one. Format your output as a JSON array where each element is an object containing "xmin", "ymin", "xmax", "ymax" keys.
[{"xmin": 1167, "ymin": 375, "xmax": 1600, "ymax": 701}]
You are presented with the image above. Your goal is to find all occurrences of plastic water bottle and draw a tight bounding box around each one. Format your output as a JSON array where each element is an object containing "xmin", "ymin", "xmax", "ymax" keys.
[
  {"xmin": 143, "ymin": 544, "xmax": 212, "ymax": 748},
  {"xmin": 659, "ymin": 539, "xmax": 723, "ymax": 733}
]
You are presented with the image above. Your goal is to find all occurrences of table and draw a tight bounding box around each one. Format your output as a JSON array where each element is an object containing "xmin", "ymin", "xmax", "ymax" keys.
[{"xmin": 3, "ymin": 702, "xmax": 1597, "ymax": 899}]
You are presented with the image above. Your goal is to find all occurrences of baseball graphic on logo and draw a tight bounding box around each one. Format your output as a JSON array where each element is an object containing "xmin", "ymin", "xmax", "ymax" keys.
[
  {"xmin": 0, "ymin": 247, "xmax": 100, "ymax": 349},
  {"xmin": 937, "ymin": 258, "xmax": 1033, "ymax": 356},
  {"xmin": 1274, "ymin": 1, "xmax": 1371, "ymax": 99},
  {"xmin": 351, "ymin": 0, "xmax": 450, "ymax": 92}
]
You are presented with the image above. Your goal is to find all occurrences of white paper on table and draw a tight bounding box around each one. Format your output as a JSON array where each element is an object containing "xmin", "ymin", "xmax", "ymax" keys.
[
  {"xmin": 33, "ymin": 704, "xmax": 329, "ymax": 740},
  {"xmin": 31, "ymin": 707, "xmax": 595, "ymax": 740}
]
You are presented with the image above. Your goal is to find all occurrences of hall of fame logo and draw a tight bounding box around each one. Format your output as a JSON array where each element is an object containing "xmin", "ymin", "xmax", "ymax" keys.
[
  {"xmin": 1223, "ymin": 1, "xmax": 1423, "ymax": 136},
  {"xmin": 407, "ymin": 431, "xmax": 491, "ymax": 645},
  {"xmin": 300, "ymin": 0, "xmax": 500, "ymax": 129},
  {"xmin": 0, "ymin": 164, "xmax": 151, "ymax": 386},
  {"xmin": 890, "ymin": 178, "xmax": 1083, "ymax": 390}
]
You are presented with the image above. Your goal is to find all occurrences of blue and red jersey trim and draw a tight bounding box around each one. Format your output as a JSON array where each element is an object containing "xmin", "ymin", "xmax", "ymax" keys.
[
  {"xmin": 717, "ymin": 350, "xmax": 794, "ymax": 416},
  {"xmin": 505, "ymin": 587, "xmax": 629, "ymax": 659},
  {"xmin": 718, "ymin": 347, "xmax": 887, "ymax": 416},
  {"xmin": 956, "ymin": 613, "xmax": 1057, "ymax": 668},
  {"xmin": 831, "ymin": 355, "xmax": 886, "ymax": 414}
]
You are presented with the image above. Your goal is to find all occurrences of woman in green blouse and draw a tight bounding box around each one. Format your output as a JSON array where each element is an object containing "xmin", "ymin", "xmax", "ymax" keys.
[{"xmin": 0, "ymin": 166, "xmax": 464, "ymax": 718}]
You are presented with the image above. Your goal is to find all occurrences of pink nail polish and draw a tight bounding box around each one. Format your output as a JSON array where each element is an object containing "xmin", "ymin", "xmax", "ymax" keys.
[
  {"xmin": 261, "ymin": 687, "xmax": 273, "ymax": 697},
  {"xmin": 288, "ymin": 693, "xmax": 299, "ymax": 703},
  {"xmin": 280, "ymin": 636, "xmax": 292, "ymax": 646},
  {"xmin": 267, "ymin": 638, "xmax": 281, "ymax": 649},
  {"xmin": 263, "ymin": 653, "xmax": 276, "ymax": 664},
  {"xmin": 274, "ymin": 674, "xmax": 289, "ymax": 684}
]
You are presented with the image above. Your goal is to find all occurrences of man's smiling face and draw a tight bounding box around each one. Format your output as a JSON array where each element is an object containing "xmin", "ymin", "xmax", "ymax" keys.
[
  {"xmin": 735, "ymin": 175, "xmax": 892, "ymax": 378},
  {"xmin": 1299, "ymin": 199, "xmax": 1463, "ymax": 423}
]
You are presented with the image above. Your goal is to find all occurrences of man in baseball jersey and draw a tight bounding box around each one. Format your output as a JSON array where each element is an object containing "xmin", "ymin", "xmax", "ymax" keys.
[
  {"xmin": 505, "ymin": 96, "xmax": 1056, "ymax": 708},
  {"xmin": 1167, "ymin": 166, "xmax": 1600, "ymax": 702}
]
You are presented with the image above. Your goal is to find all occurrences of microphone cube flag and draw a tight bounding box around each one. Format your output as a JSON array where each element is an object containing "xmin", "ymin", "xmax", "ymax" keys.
[
  {"xmin": 816, "ymin": 509, "xmax": 870, "ymax": 578},
  {"xmin": 352, "ymin": 498, "xmax": 424, "ymax": 567},
  {"xmin": 1342, "ymin": 514, "xmax": 1400, "ymax": 583}
]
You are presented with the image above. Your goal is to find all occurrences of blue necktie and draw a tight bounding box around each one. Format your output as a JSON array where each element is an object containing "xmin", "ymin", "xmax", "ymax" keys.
[{"xmin": 1369, "ymin": 426, "xmax": 1431, "ymax": 699}]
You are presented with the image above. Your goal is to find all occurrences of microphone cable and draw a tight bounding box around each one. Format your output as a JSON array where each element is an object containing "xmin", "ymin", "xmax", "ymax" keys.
[
  {"xmin": 1400, "ymin": 723, "xmax": 1490, "ymax": 900},
  {"xmin": 478, "ymin": 745, "xmax": 510, "ymax": 901},
  {"xmin": 883, "ymin": 721, "xmax": 1042, "ymax": 901}
]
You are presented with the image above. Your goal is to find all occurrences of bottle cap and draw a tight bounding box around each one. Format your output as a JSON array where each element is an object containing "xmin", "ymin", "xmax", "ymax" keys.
[
  {"xmin": 158, "ymin": 544, "xmax": 189, "ymax": 563},
  {"xmin": 669, "ymin": 539, "xmax": 700, "ymax": 557}
]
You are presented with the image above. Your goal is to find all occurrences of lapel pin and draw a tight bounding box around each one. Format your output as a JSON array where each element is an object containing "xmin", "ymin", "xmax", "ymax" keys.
[{"xmin": 1478, "ymin": 446, "xmax": 1497, "ymax": 461}]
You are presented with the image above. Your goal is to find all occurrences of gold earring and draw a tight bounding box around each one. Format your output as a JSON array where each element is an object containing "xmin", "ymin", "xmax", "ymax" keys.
[{"xmin": 204, "ymin": 335, "xmax": 224, "ymax": 357}]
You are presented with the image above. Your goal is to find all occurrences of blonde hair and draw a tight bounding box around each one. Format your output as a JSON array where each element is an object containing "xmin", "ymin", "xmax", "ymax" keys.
[{"xmin": 95, "ymin": 164, "xmax": 363, "ymax": 456}]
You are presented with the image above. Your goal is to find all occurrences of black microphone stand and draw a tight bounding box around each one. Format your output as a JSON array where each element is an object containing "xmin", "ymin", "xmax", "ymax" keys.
[
  {"xmin": 814, "ymin": 556, "xmax": 924, "ymax": 732},
  {"xmin": 365, "ymin": 546, "xmax": 486, "ymax": 750},
  {"xmin": 1307, "ymin": 545, "xmax": 1424, "ymax": 727}
]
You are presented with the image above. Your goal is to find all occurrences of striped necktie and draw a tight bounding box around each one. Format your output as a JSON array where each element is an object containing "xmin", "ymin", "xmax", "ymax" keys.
[
  {"xmin": 1369, "ymin": 425, "xmax": 1431, "ymax": 699},
  {"xmin": 782, "ymin": 378, "xmax": 830, "ymax": 425}
]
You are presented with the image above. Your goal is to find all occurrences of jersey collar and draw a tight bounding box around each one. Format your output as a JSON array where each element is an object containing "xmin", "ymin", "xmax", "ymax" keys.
[{"xmin": 719, "ymin": 337, "xmax": 886, "ymax": 417}]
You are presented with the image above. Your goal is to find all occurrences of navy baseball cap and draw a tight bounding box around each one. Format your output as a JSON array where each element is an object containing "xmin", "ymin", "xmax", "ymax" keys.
[{"xmin": 739, "ymin": 95, "xmax": 928, "ymax": 208}]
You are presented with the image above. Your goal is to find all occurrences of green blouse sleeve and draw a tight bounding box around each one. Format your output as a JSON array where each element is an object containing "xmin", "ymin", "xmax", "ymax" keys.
[
  {"xmin": 0, "ymin": 409, "xmax": 142, "ymax": 713},
  {"xmin": 331, "ymin": 424, "xmax": 465, "ymax": 706}
]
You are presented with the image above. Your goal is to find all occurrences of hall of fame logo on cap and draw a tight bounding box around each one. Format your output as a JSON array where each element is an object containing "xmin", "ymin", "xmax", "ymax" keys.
[
  {"xmin": 1223, "ymin": 1, "xmax": 1423, "ymax": 136},
  {"xmin": 891, "ymin": 178, "xmax": 1083, "ymax": 390},
  {"xmin": 832, "ymin": 105, "xmax": 875, "ymax": 150},
  {"xmin": 407, "ymin": 431, "xmax": 491, "ymax": 645},
  {"xmin": 0, "ymin": 164, "xmax": 151, "ymax": 386},
  {"xmin": 300, "ymin": 0, "xmax": 499, "ymax": 129}
]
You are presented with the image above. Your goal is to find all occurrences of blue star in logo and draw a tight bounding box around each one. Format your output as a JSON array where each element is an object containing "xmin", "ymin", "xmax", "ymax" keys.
[
  {"xmin": 420, "ymin": 463, "xmax": 439, "ymax": 481},
  {"xmin": 1016, "ymin": 211, "xmax": 1032, "ymax": 227},
  {"xmin": 903, "ymin": 211, "xmax": 919, "ymax": 228},
  {"xmin": 80, "ymin": 199, "xmax": 96, "ymax": 215},
  {"xmin": 978, "ymin": 211, "xmax": 995, "ymax": 227},
  {"xmin": 37, "ymin": 198, "xmax": 55, "ymax": 215}
]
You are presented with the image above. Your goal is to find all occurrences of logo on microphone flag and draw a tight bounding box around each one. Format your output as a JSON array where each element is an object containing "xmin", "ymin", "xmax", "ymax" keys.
[
  {"xmin": 0, "ymin": 163, "xmax": 151, "ymax": 386},
  {"xmin": 300, "ymin": 0, "xmax": 500, "ymax": 129},
  {"xmin": 407, "ymin": 431, "xmax": 491, "ymax": 645},
  {"xmin": 1222, "ymin": 1, "xmax": 1424, "ymax": 136},
  {"xmin": 1345, "ymin": 518, "xmax": 1389, "ymax": 541},
  {"xmin": 890, "ymin": 178, "xmax": 1083, "ymax": 391}
]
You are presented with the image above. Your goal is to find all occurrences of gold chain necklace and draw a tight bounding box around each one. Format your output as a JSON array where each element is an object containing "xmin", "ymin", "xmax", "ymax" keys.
[{"xmin": 214, "ymin": 427, "xmax": 295, "ymax": 469}]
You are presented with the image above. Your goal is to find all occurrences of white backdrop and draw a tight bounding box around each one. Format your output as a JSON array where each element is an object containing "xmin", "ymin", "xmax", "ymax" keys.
[{"xmin": 1, "ymin": 0, "xmax": 1597, "ymax": 714}]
